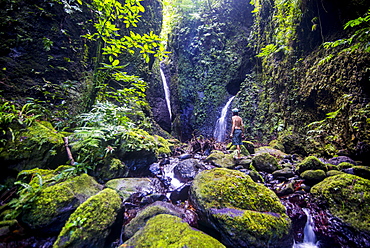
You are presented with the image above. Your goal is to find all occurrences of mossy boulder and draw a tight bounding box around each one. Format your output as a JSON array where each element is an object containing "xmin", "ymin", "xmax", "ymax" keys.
[
  {"xmin": 300, "ymin": 169, "xmax": 326, "ymax": 185},
  {"xmin": 53, "ymin": 188, "xmax": 121, "ymax": 248},
  {"xmin": 190, "ymin": 168, "xmax": 293, "ymax": 248},
  {"xmin": 94, "ymin": 158, "xmax": 129, "ymax": 183},
  {"xmin": 311, "ymin": 174, "xmax": 370, "ymax": 232},
  {"xmin": 296, "ymin": 156, "xmax": 327, "ymax": 174},
  {"xmin": 205, "ymin": 150, "xmax": 235, "ymax": 168},
  {"xmin": 105, "ymin": 178, "xmax": 165, "ymax": 201},
  {"xmin": 255, "ymin": 146, "xmax": 287, "ymax": 158},
  {"xmin": 0, "ymin": 121, "xmax": 69, "ymax": 177},
  {"xmin": 326, "ymin": 170, "xmax": 344, "ymax": 177},
  {"xmin": 21, "ymin": 173, "xmax": 102, "ymax": 234},
  {"xmin": 122, "ymin": 214, "xmax": 225, "ymax": 248},
  {"xmin": 124, "ymin": 201, "xmax": 184, "ymax": 239},
  {"xmin": 226, "ymin": 143, "xmax": 250, "ymax": 157},
  {"xmin": 252, "ymin": 152, "xmax": 280, "ymax": 173}
]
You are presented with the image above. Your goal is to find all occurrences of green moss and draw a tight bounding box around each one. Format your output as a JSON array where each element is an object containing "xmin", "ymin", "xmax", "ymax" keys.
[
  {"xmin": 191, "ymin": 168, "xmax": 286, "ymax": 214},
  {"xmin": 0, "ymin": 121, "xmax": 69, "ymax": 170},
  {"xmin": 296, "ymin": 156, "xmax": 327, "ymax": 174},
  {"xmin": 21, "ymin": 174, "xmax": 102, "ymax": 229},
  {"xmin": 205, "ymin": 150, "xmax": 235, "ymax": 168},
  {"xmin": 53, "ymin": 188, "xmax": 121, "ymax": 248},
  {"xmin": 123, "ymin": 214, "xmax": 225, "ymax": 248},
  {"xmin": 300, "ymin": 170, "xmax": 326, "ymax": 184},
  {"xmin": 338, "ymin": 162, "xmax": 354, "ymax": 170},
  {"xmin": 154, "ymin": 135, "xmax": 172, "ymax": 155},
  {"xmin": 311, "ymin": 174, "xmax": 370, "ymax": 232},
  {"xmin": 124, "ymin": 202, "xmax": 183, "ymax": 239},
  {"xmin": 252, "ymin": 152, "xmax": 281, "ymax": 172},
  {"xmin": 326, "ymin": 170, "xmax": 344, "ymax": 177},
  {"xmin": 269, "ymin": 139, "xmax": 285, "ymax": 152},
  {"xmin": 213, "ymin": 208, "xmax": 291, "ymax": 243}
]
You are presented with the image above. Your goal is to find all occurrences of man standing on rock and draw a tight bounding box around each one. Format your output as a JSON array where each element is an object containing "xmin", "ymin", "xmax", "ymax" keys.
[{"xmin": 230, "ymin": 108, "xmax": 244, "ymax": 158}]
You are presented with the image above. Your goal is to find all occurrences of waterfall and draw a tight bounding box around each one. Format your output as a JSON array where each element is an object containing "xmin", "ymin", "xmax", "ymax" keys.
[
  {"xmin": 293, "ymin": 208, "xmax": 319, "ymax": 248},
  {"xmin": 160, "ymin": 63, "xmax": 171, "ymax": 120},
  {"xmin": 213, "ymin": 96, "xmax": 235, "ymax": 142}
]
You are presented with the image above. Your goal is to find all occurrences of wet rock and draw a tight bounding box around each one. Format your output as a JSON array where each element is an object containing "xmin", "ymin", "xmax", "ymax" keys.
[
  {"xmin": 173, "ymin": 158, "xmax": 204, "ymax": 182},
  {"xmin": 273, "ymin": 181, "xmax": 295, "ymax": 196},
  {"xmin": 327, "ymin": 156, "xmax": 356, "ymax": 166},
  {"xmin": 243, "ymin": 141, "xmax": 255, "ymax": 154},
  {"xmin": 296, "ymin": 156, "xmax": 327, "ymax": 174},
  {"xmin": 21, "ymin": 173, "xmax": 102, "ymax": 234},
  {"xmin": 252, "ymin": 152, "xmax": 280, "ymax": 173},
  {"xmin": 123, "ymin": 214, "xmax": 225, "ymax": 247},
  {"xmin": 190, "ymin": 168, "xmax": 293, "ymax": 248},
  {"xmin": 53, "ymin": 188, "xmax": 121, "ymax": 247},
  {"xmin": 124, "ymin": 201, "xmax": 185, "ymax": 239},
  {"xmin": 179, "ymin": 153, "xmax": 192, "ymax": 160},
  {"xmin": 170, "ymin": 183, "xmax": 191, "ymax": 203},
  {"xmin": 272, "ymin": 167, "xmax": 295, "ymax": 179},
  {"xmin": 352, "ymin": 166, "xmax": 370, "ymax": 180},
  {"xmin": 300, "ymin": 169, "xmax": 326, "ymax": 185},
  {"xmin": 106, "ymin": 178, "xmax": 165, "ymax": 201}
]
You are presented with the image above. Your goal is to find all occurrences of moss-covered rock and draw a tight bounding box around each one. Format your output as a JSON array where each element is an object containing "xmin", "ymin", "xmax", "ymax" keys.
[
  {"xmin": 205, "ymin": 150, "xmax": 235, "ymax": 168},
  {"xmin": 326, "ymin": 170, "xmax": 344, "ymax": 177},
  {"xmin": 0, "ymin": 121, "xmax": 69, "ymax": 176},
  {"xmin": 190, "ymin": 168, "xmax": 292, "ymax": 248},
  {"xmin": 21, "ymin": 173, "xmax": 102, "ymax": 233},
  {"xmin": 226, "ymin": 143, "xmax": 250, "ymax": 157},
  {"xmin": 124, "ymin": 201, "xmax": 184, "ymax": 239},
  {"xmin": 122, "ymin": 214, "xmax": 225, "ymax": 248},
  {"xmin": 53, "ymin": 188, "xmax": 121, "ymax": 248},
  {"xmin": 338, "ymin": 162, "xmax": 354, "ymax": 170},
  {"xmin": 252, "ymin": 152, "xmax": 280, "ymax": 173},
  {"xmin": 311, "ymin": 174, "xmax": 370, "ymax": 232},
  {"xmin": 105, "ymin": 178, "xmax": 165, "ymax": 201},
  {"xmin": 296, "ymin": 156, "xmax": 327, "ymax": 174},
  {"xmin": 300, "ymin": 169, "xmax": 326, "ymax": 185},
  {"xmin": 94, "ymin": 158, "xmax": 129, "ymax": 183},
  {"xmin": 255, "ymin": 146, "xmax": 287, "ymax": 158}
]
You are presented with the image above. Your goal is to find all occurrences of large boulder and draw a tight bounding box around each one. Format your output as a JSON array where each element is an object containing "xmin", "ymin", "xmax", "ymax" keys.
[
  {"xmin": 122, "ymin": 214, "xmax": 225, "ymax": 248},
  {"xmin": 0, "ymin": 121, "xmax": 68, "ymax": 182},
  {"xmin": 300, "ymin": 169, "xmax": 326, "ymax": 185},
  {"xmin": 252, "ymin": 152, "xmax": 280, "ymax": 173},
  {"xmin": 53, "ymin": 188, "xmax": 121, "ymax": 248},
  {"xmin": 21, "ymin": 173, "xmax": 102, "ymax": 234},
  {"xmin": 190, "ymin": 168, "xmax": 293, "ymax": 248},
  {"xmin": 105, "ymin": 178, "xmax": 165, "ymax": 201},
  {"xmin": 311, "ymin": 174, "xmax": 370, "ymax": 233}
]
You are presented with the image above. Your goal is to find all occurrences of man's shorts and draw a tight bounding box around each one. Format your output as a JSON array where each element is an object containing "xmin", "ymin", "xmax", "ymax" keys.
[{"xmin": 232, "ymin": 129, "xmax": 243, "ymax": 146}]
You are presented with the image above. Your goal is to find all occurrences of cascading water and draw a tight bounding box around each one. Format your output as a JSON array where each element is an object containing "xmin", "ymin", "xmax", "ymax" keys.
[
  {"xmin": 293, "ymin": 208, "xmax": 320, "ymax": 248},
  {"xmin": 213, "ymin": 96, "xmax": 235, "ymax": 142},
  {"xmin": 160, "ymin": 63, "xmax": 172, "ymax": 120}
]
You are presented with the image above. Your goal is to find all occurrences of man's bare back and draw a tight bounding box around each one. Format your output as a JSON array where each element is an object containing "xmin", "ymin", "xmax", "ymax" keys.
[{"xmin": 232, "ymin": 115, "xmax": 243, "ymax": 130}]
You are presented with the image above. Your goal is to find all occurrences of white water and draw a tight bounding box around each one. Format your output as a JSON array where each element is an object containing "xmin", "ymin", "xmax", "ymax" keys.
[
  {"xmin": 213, "ymin": 96, "xmax": 235, "ymax": 142},
  {"xmin": 162, "ymin": 159, "xmax": 182, "ymax": 190},
  {"xmin": 293, "ymin": 208, "xmax": 319, "ymax": 248},
  {"xmin": 160, "ymin": 64, "xmax": 172, "ymax": 120}
]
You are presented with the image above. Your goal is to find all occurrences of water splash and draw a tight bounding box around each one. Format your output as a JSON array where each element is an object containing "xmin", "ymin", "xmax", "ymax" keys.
[
  {"xmin": 213, "ymin": 96, "xmax": 235, "ymax": 142},
  {"xmin": 160, "ymin": 63, "xmax": 172, "ymax": 120},
  {"xmin": 293, "ymin": 208, "xmax": 319, "ymax": 248}
]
